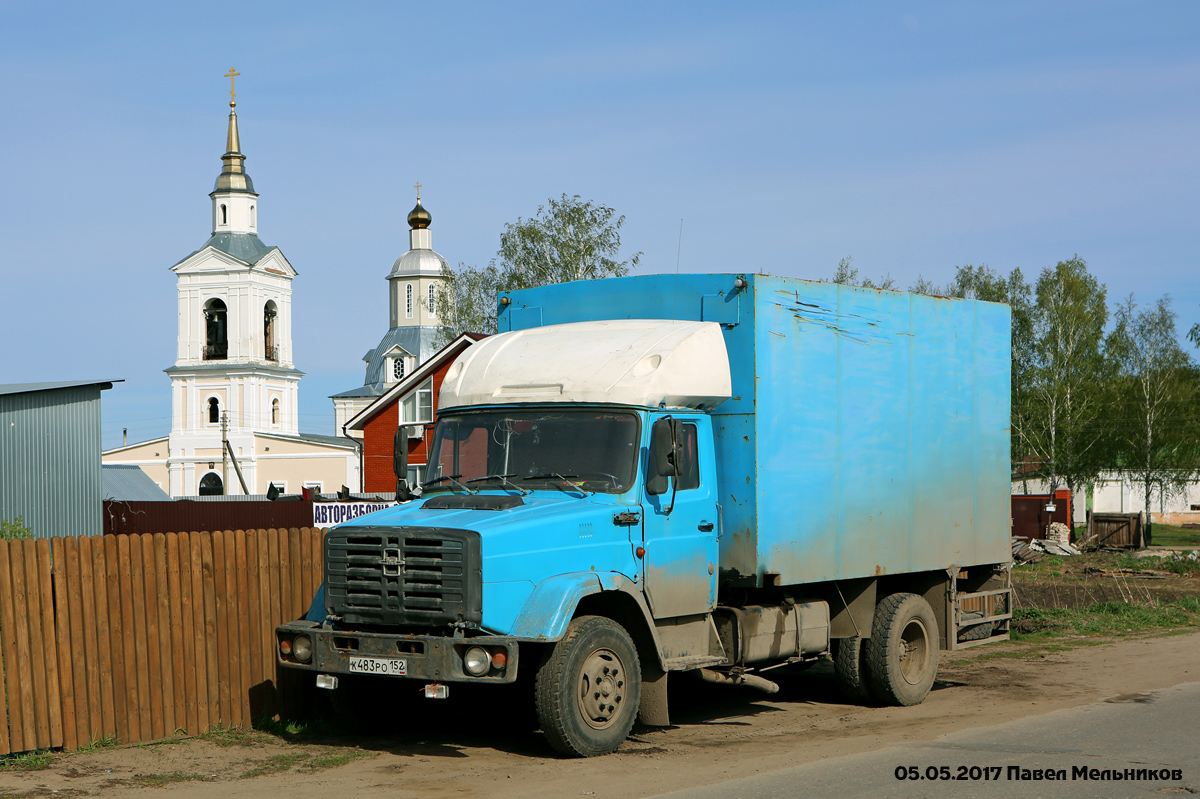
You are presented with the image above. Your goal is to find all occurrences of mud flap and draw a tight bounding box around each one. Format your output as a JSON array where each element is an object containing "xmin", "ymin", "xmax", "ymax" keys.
[{"xmin": 638, "ymin": 659, "xmax": 670, "ymax": 726}]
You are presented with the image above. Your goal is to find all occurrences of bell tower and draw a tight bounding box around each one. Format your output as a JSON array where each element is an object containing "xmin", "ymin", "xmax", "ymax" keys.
[{"xmin": 163, "ymin": 71, "xmax": 303, "ymax": 495}]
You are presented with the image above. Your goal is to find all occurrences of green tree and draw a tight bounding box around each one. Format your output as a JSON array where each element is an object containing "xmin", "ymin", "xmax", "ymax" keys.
[
  {"xmin": 497, "ymin": 194, "xmax": 641, "ymax": 290},
  {"xmin": 831, "ymin": 256, "xmax": 897, "ymax": 290},
  {"xmin": 437, "ymin": 195, "xmax": 641, "ymax": 343},
  {"xmin": 1021, "ymin": 256, "xmax": 1110, "ymax": 503},
  {"xmin": 1105, "ymin": 295, "xmax": 1200, "ymax": 538},
  {"xmin": 434, "ymin": 261, "xmax": 504, "ymax": 347}
]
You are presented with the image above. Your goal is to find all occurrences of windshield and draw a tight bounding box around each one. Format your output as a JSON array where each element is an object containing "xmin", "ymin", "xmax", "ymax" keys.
[{"xmin": 425, "ymin": 409, "xmax": 641, "ymax": 494}]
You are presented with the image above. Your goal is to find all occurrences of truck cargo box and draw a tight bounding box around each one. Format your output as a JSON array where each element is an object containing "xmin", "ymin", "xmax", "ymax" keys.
[{"xmin": 498, "ymin": 273, "xmax": 1011, "ymax": 587}]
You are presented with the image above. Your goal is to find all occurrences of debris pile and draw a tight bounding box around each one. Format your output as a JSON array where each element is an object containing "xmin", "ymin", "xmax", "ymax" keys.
[{"xmin": 1012, "ymin": 535, "xmax": 1081, "ymax": 564}]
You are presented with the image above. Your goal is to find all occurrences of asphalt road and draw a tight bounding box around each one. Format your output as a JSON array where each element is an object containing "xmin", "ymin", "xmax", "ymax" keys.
[{"xmin": 650, "ymin": 681, "xmax": 1200, "ymax": 799}]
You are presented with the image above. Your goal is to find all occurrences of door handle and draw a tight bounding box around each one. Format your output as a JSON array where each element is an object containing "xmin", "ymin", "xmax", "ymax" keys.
[{"xmin": 698, "ymin": 522, "xmax": 714, "ymax": 532}]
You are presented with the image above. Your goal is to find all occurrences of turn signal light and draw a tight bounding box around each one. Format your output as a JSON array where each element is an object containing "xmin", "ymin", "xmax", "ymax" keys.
[
  {"xmin": 491, "ymin": 651, "xmax": 508, "ymax": 668},
  {"xmin": 279, "ymin": 638, "xmax": 293, "ymax": 656}
]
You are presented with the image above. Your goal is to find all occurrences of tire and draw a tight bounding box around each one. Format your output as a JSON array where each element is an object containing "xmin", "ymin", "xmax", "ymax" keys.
[
  {"xmin": 863, "ymin": 593, "xmax": 939, "ymax": 706},
  {"xmin": 535, "ymin": 615, "xmax": 642, "ymax": 757},
  {"xmin": 832, "ymin": 636, "xmax": 876, "ymax": 705}
]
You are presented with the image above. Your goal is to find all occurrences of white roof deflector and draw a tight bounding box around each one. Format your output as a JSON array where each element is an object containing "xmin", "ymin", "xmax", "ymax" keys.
[{"xmin": 439, "ymin": 320, "xmax": 732, "ymax": 411}]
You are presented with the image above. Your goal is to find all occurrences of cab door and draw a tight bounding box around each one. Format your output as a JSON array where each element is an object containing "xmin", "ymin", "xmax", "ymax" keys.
[{"xmin": 640, "ymin": 414, "xmax": 719, "ymax": 619}]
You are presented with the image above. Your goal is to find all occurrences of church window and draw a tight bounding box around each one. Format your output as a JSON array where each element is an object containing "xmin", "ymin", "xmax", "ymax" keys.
[
  {"xmin": 208, "ymin": 397, "xmax": 221, "ymax": 424},
  {"xmin": 406, "ymin": 284, "xmax": 413, "ymax": 318},
  {"xmin": 204, "ymin": 298, "xmax": 228, "ymax": 360},
  {"xmin": 250, "ymin": 204, "xmax": 256, "ymax": 227},
  {"xmin": 271, "ymin": 398, "xmax": 280, "ymax": 425},
  {"xmin": 428, "ymin": 285, "xmax": 436, "ymax": 317},
  {"xmin": 198, "ymin": 472, "xmax": 223, "ymax": 496},
  {"xmin": 264, "ymin": 301, "xmax": 278, "ymax": 361},
  {"xmin": 220, "ymin": 204, "xmax": 227, "ymax": 225},
  {"xmin": 393, "ymin": 357, "xmax": 406, "ymax": 381}
]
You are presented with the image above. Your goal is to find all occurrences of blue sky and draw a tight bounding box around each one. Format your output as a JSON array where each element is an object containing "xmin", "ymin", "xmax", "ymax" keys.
[{"xmin": 1, "ymin": 1, "xmax": 1197, "ymax": 449}]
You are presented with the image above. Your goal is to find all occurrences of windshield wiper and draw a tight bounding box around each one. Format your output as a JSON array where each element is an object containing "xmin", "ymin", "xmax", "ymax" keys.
[
  {"xmin": 522, "ymin": 473, "xmax": 588, "ymax": 496},
  {"xmin": 421, "ymin": 474, "xmax": 475, "ymax": 494},
  {"xmin": 466, "ymin": 474, "xmax": 531, "ymax": 495}
]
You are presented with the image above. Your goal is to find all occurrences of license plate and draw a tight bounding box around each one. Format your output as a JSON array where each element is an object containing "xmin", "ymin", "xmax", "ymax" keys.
[{"xmin": 348, "ymin": 656, "xmax": 407, "ymax": 676}]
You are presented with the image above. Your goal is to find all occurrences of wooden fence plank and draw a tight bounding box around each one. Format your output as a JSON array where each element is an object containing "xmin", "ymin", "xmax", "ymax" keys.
[
  {"xmin": 50, "ymin": 537, "xmax": 78, "ymax": 752},
  {"xmin": 299, "ymin": 528, "xmax": 313, "ymax": 621},
  {"xmin": 289, "ymin": 528, "xmax": 303, "ymax": 621},
  {"xmin": 179, "ymin": 533, "xmax": 201, "ymax": 736},
  {"xmin": 153, "ymin": 534, "xmax": 175, "ymax": 737},
  {"xmin": 24, "ymin": 540, "xmax": 51, "ymax": 750},
  {"xmin": 35, "ymin": 539, "xmax": 63, "ymax": 750},
  {"xmin": 141, "ymin": 535, "xmax": 164, "ymax": 740},
  {"xmin": 232, "ymin": 531, "xmax": 249, "ymax": 727},
  {"xmin": 0, "ymin": 540, "xmax": 20, "ymax": 754},
  {"xmin": 117, "ymin": 535, "xmax": 141, "ymax": 742},
  {"xmin": 125, "ymin": 535, "xmax": 150, "ymax": 742},
  {"xmin": 200, "ymin": 533, "xmax": 219, "ymax": 731},
  {"xmin": 188, "ymin": 533, "xmax": 210, "ymax": 733},
  {"xmin": 65, "ymin": 537, "xmax": 92, "ymax": 747},
  {"xmin": 256, "ymin": 530, "xmax": 273, "ymax": 718},
  {"xmin": 212, "ymin": 531, "xmax": 231, "ymax": 728},
  {"xmin": 165, "ymin": 534, "xmax": 186, "ymax": 736},
  {"xmin": 95, "ymin": 536, "xmax": 118, "ymax": 740},
  {"xmin": 278, "ymin": 529, "xmax": 293, "ymax": 628},
  {"xmin": 9, "ymin": 542, "xmax": 36, "ymax": 751},
  {"xmin": 245, "ymin": 530, "xmax": 263, "ymax": 718}
]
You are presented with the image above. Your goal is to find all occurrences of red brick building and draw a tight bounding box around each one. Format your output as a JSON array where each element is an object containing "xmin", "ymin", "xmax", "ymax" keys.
[{"xmin": 345, "ymin": 333, "xmax": 485, "ymax": 492}]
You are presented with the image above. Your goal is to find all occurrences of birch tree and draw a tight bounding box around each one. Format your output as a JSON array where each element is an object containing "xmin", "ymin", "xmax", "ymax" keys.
[
  {"xmin": 497, "ymin": 194, "xmax": 641, "ymax": 290},
  {"xmin": 1021, "ymin": 256, "xmax": 1109, "ymax": 504},
  {"xmin": 1106, "ymin": 295, "xmax": 1200, "ymax": 537}
]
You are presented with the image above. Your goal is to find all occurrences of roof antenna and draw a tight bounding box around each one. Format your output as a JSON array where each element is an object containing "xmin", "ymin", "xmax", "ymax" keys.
[{"xmin": 671, "ymin": 219, "xmax": 683, "ymax": 321}]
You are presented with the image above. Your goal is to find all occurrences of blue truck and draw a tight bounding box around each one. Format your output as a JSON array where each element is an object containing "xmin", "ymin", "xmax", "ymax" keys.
[{"xmin": 277, "ymin": 273, "xmax": 1013, "ymax": 757}]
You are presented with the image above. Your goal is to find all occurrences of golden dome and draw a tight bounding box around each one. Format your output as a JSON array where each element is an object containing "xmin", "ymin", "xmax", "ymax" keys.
[{"xmin": 407, "ymin": 199, "xmax": 431, "ymax": 230}]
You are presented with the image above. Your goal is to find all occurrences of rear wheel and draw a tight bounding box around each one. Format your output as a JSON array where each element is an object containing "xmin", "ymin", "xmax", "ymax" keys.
[
  {"xmin": 863, "ymin": 593, "xmax": 939, "ymax": 706},
  {"xmin": 833, "ymin": 636, "xmax": 875, "ymax": 704},
  {"xmin": 535, "ymin": 616, "xmax": 641, "ymax": 757}
]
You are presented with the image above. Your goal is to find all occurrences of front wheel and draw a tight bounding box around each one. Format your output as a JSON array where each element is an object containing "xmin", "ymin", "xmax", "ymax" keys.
[
  {"xmin": 535, "ymin": 615, "xmax": 642, "ymax": 757},
  {"xmin": 863, "ymin": 593, "xmax": 939, "ymax": 706}
]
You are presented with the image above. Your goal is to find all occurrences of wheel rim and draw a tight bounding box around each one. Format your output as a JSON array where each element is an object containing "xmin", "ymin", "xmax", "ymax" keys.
[
  {"xmin": 577, "ymin": 647, "xmax": 626, "ymax": 730},
  {"xmin": 898, "ymin": 618, "xmax": 930, "ymax": 685}
]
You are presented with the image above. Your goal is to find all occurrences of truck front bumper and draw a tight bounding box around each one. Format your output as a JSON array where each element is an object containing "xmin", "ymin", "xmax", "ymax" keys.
[{"xmin": 275, "ymin": 621, "xmax": 521, "ymax": 684}]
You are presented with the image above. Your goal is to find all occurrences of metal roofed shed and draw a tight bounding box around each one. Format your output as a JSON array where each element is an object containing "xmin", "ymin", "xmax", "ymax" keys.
[
  {"xmin": 439, "ymin": 319, "xmax": 732, "ymax": 411},
  {"xmin": 0, "ymin": 379, "xmax": 122, "ymax": 538},
  {"xmin": 102, "ymin": 464, "xmax": 172, "ymax": 502}
]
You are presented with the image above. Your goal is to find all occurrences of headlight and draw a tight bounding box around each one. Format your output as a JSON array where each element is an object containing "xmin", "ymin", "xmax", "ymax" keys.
[
  {"xmin": 463, "ymin": 646, "xmax": 491, "ymax": 676},
  {"xmin": 293, "ymin": 635, "xmax": 313, "ymax": 663}
]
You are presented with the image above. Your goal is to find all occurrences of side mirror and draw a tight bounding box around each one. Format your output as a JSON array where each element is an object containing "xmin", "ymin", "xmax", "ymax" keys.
[
  {"xmin": 650, "ymin": 418, "xmax": 676, "ymax": 477},
  {"xmin": 647, "ymin": 418, "xmax": 677, "ymax": 496}
]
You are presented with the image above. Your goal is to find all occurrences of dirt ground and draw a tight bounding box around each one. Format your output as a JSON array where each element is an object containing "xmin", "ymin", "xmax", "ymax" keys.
[{"xmin": 2, "ymin": 628, "xmax": 1198, "ymax": 799}]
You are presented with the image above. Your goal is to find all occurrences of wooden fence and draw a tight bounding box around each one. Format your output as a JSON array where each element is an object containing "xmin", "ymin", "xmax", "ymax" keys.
[{"xmin": 0, "ymin": 528, "xmax": 325, "ymax": 755}]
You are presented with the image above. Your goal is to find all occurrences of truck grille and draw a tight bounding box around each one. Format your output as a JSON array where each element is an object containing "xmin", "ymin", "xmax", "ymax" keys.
[{"xmin": 324, "ymin": 526, "xmax": 482, "ymax": 628}]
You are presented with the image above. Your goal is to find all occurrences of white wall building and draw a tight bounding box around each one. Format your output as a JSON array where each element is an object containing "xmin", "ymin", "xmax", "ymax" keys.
[
  {"xmin": 331, "ymin": 191, "xmax": 449, "ymax": 437},
  {"xmin": 104, "ymin": 87, "xmax": 358, "ymax": 496}
]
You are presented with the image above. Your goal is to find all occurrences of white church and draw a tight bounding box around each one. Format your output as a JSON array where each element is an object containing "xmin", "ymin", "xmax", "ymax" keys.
[
  {"xmin": 330, "ymin": 187, "xmax": 449, "ymax": 436},
  {"xmin": 103, "ymin": 82, "xmax": 359, "ymax": 496}
]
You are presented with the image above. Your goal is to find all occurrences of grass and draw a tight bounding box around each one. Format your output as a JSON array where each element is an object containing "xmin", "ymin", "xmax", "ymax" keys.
[
  {"xmin": 239, "ymin": 753, "xmax": 310, "ymax": 779},
  {"xmin": 1147, "ymin": 524, "xmax": 1200, "ymax": 547},
  {"xmin": 0, "ymin": 750, "xmax": 55, "ymax": 771},
  {"xmin": 238, "ymin": 749, "xmax": 372, "ymax": 779},
  {"xmin": 1011, "ymin": 596, "xmax": 1200, "ymax": 640}
]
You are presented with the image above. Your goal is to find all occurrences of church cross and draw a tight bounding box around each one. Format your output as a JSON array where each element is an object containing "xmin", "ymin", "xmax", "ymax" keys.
[
  {"xmin": 414, "ymin": 181, "xmax": 422, "ymax": 200},
  {"xmin": 224, "ymin": 67, "xmax": 241, "ymax": 105}
]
